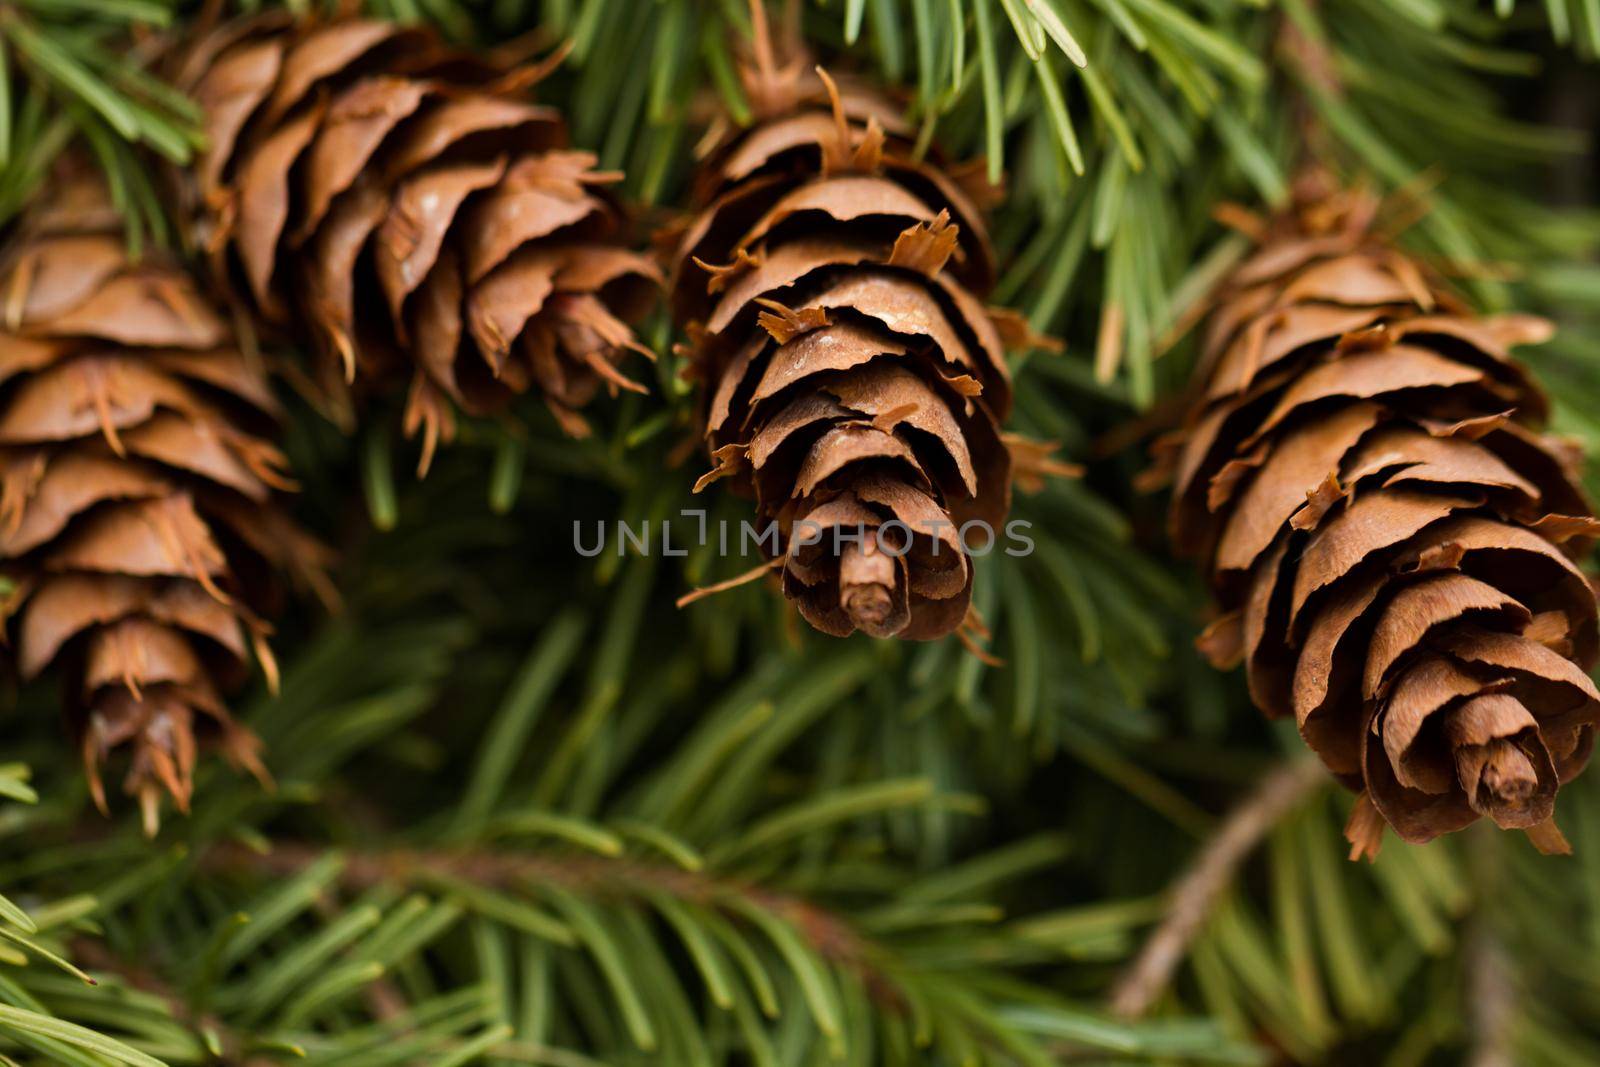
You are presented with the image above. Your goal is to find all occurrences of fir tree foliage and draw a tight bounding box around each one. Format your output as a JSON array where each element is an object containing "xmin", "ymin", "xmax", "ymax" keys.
[{"xmin": 0, "ymin": 0, "xmax": 1596, "ymax": 1065}]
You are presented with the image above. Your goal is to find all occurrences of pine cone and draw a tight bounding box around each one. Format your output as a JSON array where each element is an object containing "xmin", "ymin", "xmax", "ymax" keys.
[
  {"xmin": 174, "ymin": 13, "xmax": 660, "ymax": 466},
  {"xmin": 0, "ymin": 165, "xmax": 327, "ymax": 832},
  {"xmin": 1166, "ymin": 171, "xmax": 1600, "ymax": 856},
  {"xmin": 668, "ymin": 36, "xmax": 1029, "ymax": 640}
]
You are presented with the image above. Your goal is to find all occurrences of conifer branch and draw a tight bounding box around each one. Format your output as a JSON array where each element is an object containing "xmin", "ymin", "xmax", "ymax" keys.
[
  {"xmin": 204, "ymin": 841, "xmax": 881, "ymax": 987},
  {"xmin": 0, "ymin": 4, "xmax": 1593, "ymax": 1065},
  {"xmin": 1109, "ymin": 758, "xmax": 1329, "ymax": 1019}
]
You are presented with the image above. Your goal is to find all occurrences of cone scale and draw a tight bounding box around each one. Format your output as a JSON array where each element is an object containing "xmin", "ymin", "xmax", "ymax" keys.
[{"xmin": 1164, "ymin": 172, "xmax": 1600, "ymax": 857}]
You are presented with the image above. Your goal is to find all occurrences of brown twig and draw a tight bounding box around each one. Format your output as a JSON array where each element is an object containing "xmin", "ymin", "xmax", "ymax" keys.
[
  {"xmin": 1466, "ymin": 924, "xmax": 1516, "ymax": 1067},
  {"xmin": 1108, "ymin": 758, "xmax": 1329, "ymax": 1018}
]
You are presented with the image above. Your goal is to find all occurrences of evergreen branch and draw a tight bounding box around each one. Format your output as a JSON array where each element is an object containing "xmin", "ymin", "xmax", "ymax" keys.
[
  {"xmin": 0, "ymin": 0, "xmax": 196, "ymax": 235},
  {"xmin": 201, "ymin": 841, "xmax": 881, "ymax": 987},
  {"xmin": 1466, "ymin": 924, "xmax": 1515, "ymax": 1067},
  {"xmin": 1108, "ymin": 758, "xmax": 1329, "ymax": 1019},
  {"xmin": 0, "ymin": 5, "xmax": 1593, "ymax": 1064}
]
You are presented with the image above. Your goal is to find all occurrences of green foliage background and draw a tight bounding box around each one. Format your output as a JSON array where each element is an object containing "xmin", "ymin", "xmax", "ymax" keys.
[{"xmin": 0, "ymin": 0, "xmax": 1598, "ymax": 1064}]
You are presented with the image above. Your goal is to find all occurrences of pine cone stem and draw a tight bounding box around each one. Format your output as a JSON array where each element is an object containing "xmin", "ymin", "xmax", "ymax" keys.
[{"xmin": 838, "ymin": 537, "xmax": 899, "ymax": 636}]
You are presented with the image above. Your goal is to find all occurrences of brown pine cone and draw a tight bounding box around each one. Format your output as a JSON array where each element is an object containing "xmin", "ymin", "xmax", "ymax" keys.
[
  {"xmin": 1164, "ymin": 170, "xmax": 1600, "ymax": 856},
  {"xmin": 173, "ymin": 13, "xmax": 661, "ymax": 467},
  {"xmin": 667, "ymin": 26, "xmax": 1035, "ymax": 640},
  {"xmin": 0, "ymin": 165, "xmax": 329, "ymax": 832}
]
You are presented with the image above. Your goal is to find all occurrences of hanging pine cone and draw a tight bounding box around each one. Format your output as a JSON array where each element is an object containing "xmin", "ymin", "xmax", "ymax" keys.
[
  {"xmin": 172, "ymin": 13, "xmax": 661, "ymax": 467},
  {"xmin": 0, "ymin": 164, "xmax": 329, "ymax": 832},
  {"xmin": 667, "ymin": 14, "xmax": 1043, "ymax": 641},
  {"xmin": 1163, "ymin": 170, "xmax": 1600, "ymax": 856}
]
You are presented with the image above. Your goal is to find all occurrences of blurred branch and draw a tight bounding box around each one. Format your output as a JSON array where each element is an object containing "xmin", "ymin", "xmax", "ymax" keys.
[
  {"xmin": 1109, "ymin": 757, "xmax": 1328, "ymax": 1018},
  {"xmin": 1467, "ymin": 924, "xmax": 1515, "ymax": 1067}
]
